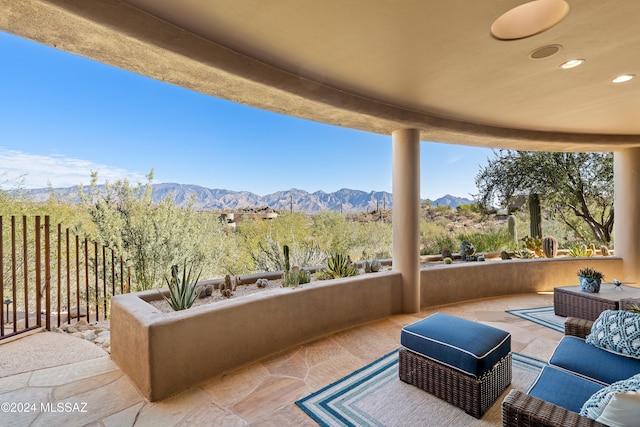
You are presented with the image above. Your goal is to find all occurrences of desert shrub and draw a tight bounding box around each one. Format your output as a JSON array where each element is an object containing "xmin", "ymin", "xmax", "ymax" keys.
[
  {"xmin": 79, "ymin": 171, "xmax": 226, "ymax": 291},
  {"xmin": 250, "ymin": 235, "xmax": 325, "ymax": 272},
  {"xmin": 457, "ymin": 229, "xmax": 514, "ymax": 253},
  {"xmin": 282, "ymin": 266, "xmax": 311, "ymax": 288}
]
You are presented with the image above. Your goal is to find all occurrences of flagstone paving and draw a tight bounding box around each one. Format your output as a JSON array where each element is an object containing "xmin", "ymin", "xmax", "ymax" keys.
[{"xmin": 0, "ymin": 293, "xmax": 558, "ymax": 426}]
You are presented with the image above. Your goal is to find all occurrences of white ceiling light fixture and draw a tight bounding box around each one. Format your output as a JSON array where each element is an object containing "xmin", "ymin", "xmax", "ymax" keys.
[
  {"xmin": 491, "ymin": 0, "xmax": 570, "ymax": 40},
  {"xmin": 560, "ymin": 59, "xmax": 585, "ymax": 69},
  {"xmin": 613, "ymin": 74, "xmax": 635, "ymax": 83}
]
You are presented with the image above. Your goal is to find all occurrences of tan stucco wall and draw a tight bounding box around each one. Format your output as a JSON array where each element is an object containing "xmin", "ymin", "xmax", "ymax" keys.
[
  {"xmin": 111, "ymin": 257, "xmax": 623, "ymax": 401},
  {"xmin": 110, "ymin": 271, "xmax": 403, "ymax": 401},
  {"xmin": 420, "ymin": 257, "xmax": 623, "ymax": 308}
]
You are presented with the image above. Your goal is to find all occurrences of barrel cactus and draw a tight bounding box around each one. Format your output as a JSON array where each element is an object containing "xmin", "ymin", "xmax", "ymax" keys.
[{"xmin": 542, "ymin": 236, "xmax": 558, "ymax": 258}]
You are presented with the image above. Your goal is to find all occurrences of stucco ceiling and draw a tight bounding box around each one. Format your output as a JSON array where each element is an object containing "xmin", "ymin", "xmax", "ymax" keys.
[{"xmin": 2, "ymin": 0, "xmax": 640, "ymax": 150}]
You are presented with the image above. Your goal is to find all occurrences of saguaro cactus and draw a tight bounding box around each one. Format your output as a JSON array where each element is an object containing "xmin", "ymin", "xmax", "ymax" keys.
[
  {"xmin": 283, "ymin": 244, "xmax": 290, "ymax": 273},
  {"xmin": 528, "ymin": 194, "xmax": 542, "ymax": 239},
  {"xmin": 507, "ymin": 215, "xmax": 518, "ymax": 244}
]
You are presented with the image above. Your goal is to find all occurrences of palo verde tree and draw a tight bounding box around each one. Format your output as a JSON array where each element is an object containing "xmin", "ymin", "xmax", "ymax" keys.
[
  {"xmin": 475, "ymin": 150, "xmax": 614, "ymax": 244},
  {"xmin": 79, "ymin": 170, "xmax": 226, "ymax": 291}
]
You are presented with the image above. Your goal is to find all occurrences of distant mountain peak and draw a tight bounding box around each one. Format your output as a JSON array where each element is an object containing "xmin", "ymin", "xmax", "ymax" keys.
[
  {"xmin": 432, "ymin": 194, "xmax": 474, "ymax": 208},
  {"xmin": 24, "ymin": 184, "xmax": 473, "ymax": 213}
]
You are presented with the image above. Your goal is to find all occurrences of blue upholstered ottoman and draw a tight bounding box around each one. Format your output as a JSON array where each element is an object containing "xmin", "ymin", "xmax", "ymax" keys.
[{"xmin": 399, "ymin": 313, "xmax": 512, "ymax": 418}]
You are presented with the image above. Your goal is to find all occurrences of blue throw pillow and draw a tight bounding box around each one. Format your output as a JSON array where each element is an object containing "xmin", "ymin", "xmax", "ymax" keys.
[
  {"xmin": 580, "ymin": 373, "xmax": 640, "ymax": 426},
  {"xmin": 585, "ymin": 310, "xmax": 640, "ymax": 359}
]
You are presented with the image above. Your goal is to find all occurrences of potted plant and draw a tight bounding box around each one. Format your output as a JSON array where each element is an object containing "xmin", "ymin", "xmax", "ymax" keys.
[{"xmin": 577, "ymin": 267, "xmax": 604, "ymax": 293}]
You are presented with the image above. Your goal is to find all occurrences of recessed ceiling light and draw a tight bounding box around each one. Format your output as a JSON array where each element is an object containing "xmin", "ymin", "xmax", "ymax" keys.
[
  {"xmin": 491, "ymin": 0, "xmax": 570, "ymax": 40},
  {"xmin": 560, "ymin": 59, "xmax": 585, "ymax": 69},
  {"xmin": 530, "ymin": 44, "xmax": 562, "ymax": 59},
  {"xmin": 613, "ymin": 74, "xmax": 635, "ymax": 83}
]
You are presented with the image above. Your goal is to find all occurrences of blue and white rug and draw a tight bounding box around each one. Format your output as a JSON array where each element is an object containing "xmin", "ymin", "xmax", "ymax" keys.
[
  {"xmin": 506, "ymin": 306, "xmax": 565, "ymax": 333},
  {"xmin": 296, "ymin": 350, "xmax": 546, "ymax": 426}
]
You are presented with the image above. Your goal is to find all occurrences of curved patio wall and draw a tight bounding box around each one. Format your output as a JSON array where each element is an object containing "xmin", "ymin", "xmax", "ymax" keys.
[
  {"xmin": 110, "ymin": 257, "xmax": 623, "ymax": 401},
  {"xmin": 420, "ymin": 257, "xmax": 623, "ymax": 308},
  {"xmin": 110, "ymin": 271, "xmax": 403, "ymax": 401}
]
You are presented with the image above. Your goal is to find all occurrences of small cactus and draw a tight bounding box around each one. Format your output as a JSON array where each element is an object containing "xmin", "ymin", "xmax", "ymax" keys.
[
  {"xmin": 256, "ymin": 278, "xmax": 269, "ymax": 288},
  {"xmin": 501, "ymin": 250, "xmax": 511, "ymax": 260},
  {"xmin": 600, "ymin": 245, "xmax": 610, "ymax": 256},
  {"xmin": 220, "ymin": 274, "xmax": 234, "ymax": 297},
  {"xmin": 200, "ymin": 284, "xmax": 213, "ymax": 298},
  {"xmin": 364, "ymin": 261, "xmax": 372, "ymax": 273},
  {"xmin": 443, "ymin": 257, "xmax": 453, "ymax": 264},
  {"xmin": 542, "ymin": 236, "xmax": 558, "ymax": 258},
  {"xmin": 441, "ymin": 248, "xmax": 452, "ymax": 260},
  {"xmin": 365, "ymin": 259, "xmax": 381, "ymax": 273},
  {"xmin": 459, "ymin": 241, "xmax": 476, "ymax": 261}
]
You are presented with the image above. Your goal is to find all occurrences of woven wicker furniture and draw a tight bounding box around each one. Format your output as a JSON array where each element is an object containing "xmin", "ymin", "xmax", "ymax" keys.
[
  {"xmin": 399, "ymin": 313, "xmax": 512, "ymax": 418},
  {"xmin": 399, "ymin": 349, "xmax": 511, "ymax": 418},
  {"xmin": 554, "ymin": 284, "xmax": 640, "ymax": 321},
  {"xmin": 502, "ymin": 317, "xmax": 640, "ymax": 427}
]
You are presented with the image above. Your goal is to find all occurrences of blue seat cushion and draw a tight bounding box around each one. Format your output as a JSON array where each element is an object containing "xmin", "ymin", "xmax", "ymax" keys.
[
  {"xmin": 528, "ymin": 365, "xmax": 604, "ymax": 414},
  {"xmin": 400, "ymin": 312, "xmax": 511, "ymax": 377},
  {"xmin": 550, "ymin": 336, "xmax": 640, "ymax": 385}
]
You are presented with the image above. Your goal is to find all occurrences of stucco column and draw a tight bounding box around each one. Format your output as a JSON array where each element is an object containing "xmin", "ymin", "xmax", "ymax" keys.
[
  {"xmin": 392, "ymin": 129, "xmax": 421, "ymax": 313},
  {"xmin": 614, "ymin": 149, "xmax": 640, "ymax": 283}
]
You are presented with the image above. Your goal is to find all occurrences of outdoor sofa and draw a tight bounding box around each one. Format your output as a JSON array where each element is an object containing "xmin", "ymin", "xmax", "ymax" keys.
[{"xmin": 503, "ymin": 312, "xmax": 640, "ymax": 427}]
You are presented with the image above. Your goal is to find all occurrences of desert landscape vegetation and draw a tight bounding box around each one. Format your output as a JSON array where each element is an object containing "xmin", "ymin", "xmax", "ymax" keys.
[{"xmin": 1, "ymin": 151, "xmax": 614, "ymax": 297}]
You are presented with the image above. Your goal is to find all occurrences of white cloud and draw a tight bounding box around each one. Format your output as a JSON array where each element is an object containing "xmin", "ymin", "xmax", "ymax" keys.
[
  {"xmin": 446, "ymin": 155, "xmax": 463, "ymax": 166},
  {"xmin": 0, "ymin": 148, "xmax": 145, "ymax": 189}
]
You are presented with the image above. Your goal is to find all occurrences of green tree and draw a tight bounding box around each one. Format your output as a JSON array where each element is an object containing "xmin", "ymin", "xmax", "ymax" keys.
[
  {"xmin": 475, "ymin": 151, "xmax": 613, "ymax": 243},
  {"xmin": 79, "ymin": 171, "xmax": 226, "ymax": 291}
]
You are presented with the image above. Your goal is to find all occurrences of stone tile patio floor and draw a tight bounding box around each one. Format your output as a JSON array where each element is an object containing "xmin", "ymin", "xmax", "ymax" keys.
[{"xmin": 0, "ymin": 293, "xmax": 560, "ymax": 426}]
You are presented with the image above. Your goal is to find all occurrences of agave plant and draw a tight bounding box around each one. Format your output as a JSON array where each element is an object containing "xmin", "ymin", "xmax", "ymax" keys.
[
  {"xmin": 321, "ymin": 252, "xmax": 359, "ymax": 279},
  {"xmin": 159, "ymin": 263, "xmax": 202, "ymax": 311}
]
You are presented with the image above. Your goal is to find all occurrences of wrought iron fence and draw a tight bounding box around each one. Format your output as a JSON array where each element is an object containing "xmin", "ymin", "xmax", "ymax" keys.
[{"xmin": 0, "ymin": 215, "xmax": 129, "ymax": 340}]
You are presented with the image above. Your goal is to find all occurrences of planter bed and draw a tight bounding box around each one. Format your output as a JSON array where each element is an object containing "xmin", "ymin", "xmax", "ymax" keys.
[{"xmin": 110, "ymin": 270, "xmax": 402, "ymax": 401}]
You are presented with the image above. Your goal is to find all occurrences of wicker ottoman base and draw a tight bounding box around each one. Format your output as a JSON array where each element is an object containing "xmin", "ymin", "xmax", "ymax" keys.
[{"xmin": 399, "ymin": 348, "xmax": 512, "ymax": 418}]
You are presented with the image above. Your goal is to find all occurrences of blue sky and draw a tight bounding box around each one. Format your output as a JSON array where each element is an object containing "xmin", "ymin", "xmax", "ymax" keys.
[{"xmin": 0, "ymin": 31, "xmax": 494, "ymax": 200}]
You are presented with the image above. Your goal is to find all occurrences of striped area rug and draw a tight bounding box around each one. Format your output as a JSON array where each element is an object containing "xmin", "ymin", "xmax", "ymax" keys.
[
  {"xmin": 296, "ymin": 350, "xmax": 546, "ymax": 427},
  {"xmin": 506, "ymin": 306, "xmax": 565, "ymax": 332}
]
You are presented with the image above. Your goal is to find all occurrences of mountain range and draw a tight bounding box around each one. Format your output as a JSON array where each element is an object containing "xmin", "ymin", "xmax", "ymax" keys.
[{"xmin": 26, "ymin": 183, "xmax": 473, "ymax": 213}]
